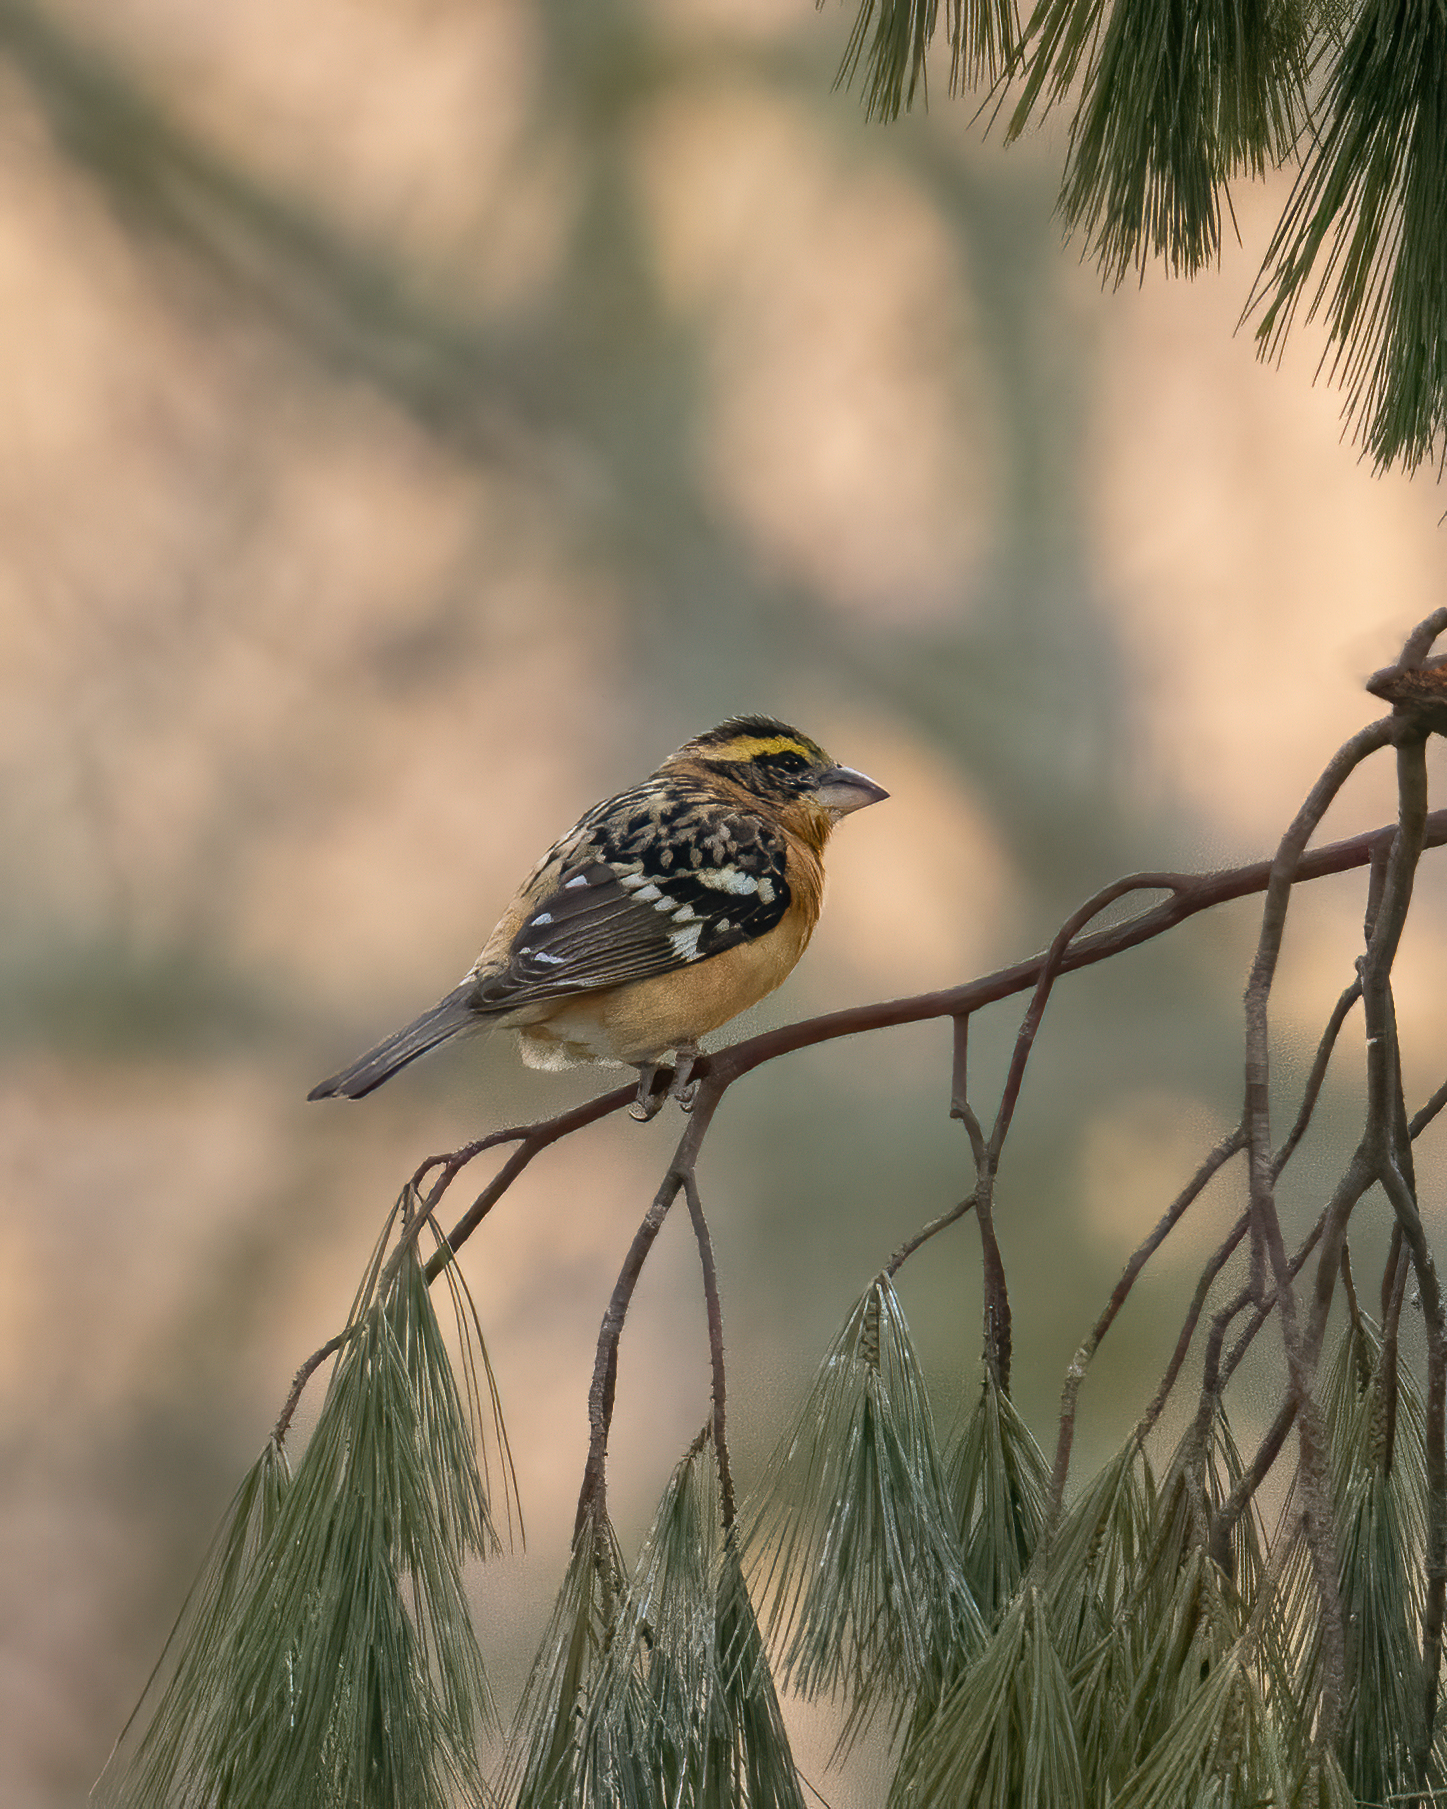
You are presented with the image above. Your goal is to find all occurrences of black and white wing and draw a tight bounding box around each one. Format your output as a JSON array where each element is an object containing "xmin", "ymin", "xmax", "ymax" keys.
[{"xmin": 471, "ymin": 783, "xmax": 792, "ymax": 1011}]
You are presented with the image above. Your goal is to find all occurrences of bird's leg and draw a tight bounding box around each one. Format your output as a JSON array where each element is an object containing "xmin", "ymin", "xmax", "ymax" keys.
[
  {"xmin": 668, "ymin": 1045, "xmax": 701, "ymax": 1111},
  {"xmin": 627, "ymin": 1047, "xmax": 701, "ymax": 1121},
  {"xmin": 629, "ymin": 1062, "xmax": 667, "ymax": 1122}
]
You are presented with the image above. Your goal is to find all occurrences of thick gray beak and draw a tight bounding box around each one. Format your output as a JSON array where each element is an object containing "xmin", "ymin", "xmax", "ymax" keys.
[{"xmin": 811, "ymin": 763, "xmax": 889, "ymax": 816}]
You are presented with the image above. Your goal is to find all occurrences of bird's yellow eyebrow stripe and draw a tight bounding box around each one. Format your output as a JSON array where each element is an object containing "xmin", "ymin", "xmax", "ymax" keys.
[{"xmin": 710, "ymin": 735, "xmax": 813, "ymax": 761}]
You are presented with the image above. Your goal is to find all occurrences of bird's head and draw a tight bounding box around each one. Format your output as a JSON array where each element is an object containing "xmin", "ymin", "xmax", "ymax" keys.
[{"xmin": 667, "ymin": 716, "xmax": 888, "ymax": 827}]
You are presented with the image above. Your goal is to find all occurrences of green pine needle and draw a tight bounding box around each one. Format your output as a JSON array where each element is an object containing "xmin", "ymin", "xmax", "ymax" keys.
[
  {"xmin": 837, "ymin": 0, "xmax": 940, "ymax": 122},
  {"xmin": 431, "ymin": 1241, "xmax": 523, "ymax": 1555},
  {"xmin": 1045, "ymin": 1424, "xmax": 1283, "ymax": 1796},
  {"xmin": 507, "ymin": 1506, "xmax": 626, "ymax": 1809},
  {"xmin": 1209, "ymin": 1410, "xmax": 1269, "ymax": 1604},
  {"xmin": 1111, "ymin": 1633, "xmax": 1289, "ymax": 1808},
  {"xmin": 1042, "ymin": 1440, "xmax": 1158, "ymax": 1795},
  {"xmin": 1253, "ymin": 0, "xmax": 1447, "ymax": 469},
  {"xmin": 949, "ymin": 1366, "xmax": 1051, "ymax": 1625},
  {"xmin": 890, "ymin": 1582, "xmax": 1085, "ymax": 1808},
  {"xmin": 98, "ymin": 1441, "xmax": 291, "ymax": 1806},
  {"xmin": 105, "ymin": 1240, "xmax": 501, "ymax": 1809},
  {"xmin": 1108, "ymin": 1543, "xmax": 1261, "ymax": 1785},
  {"xmin": 836, "ymin": 0, "xmax": 1020, "ymax": 122},
  {"xmin": 1044, "ymin": 1437, "xmax": 1156, "ymax": 1664},
  {"xmin": 708, "ymin": 1545, "xmax": 809, "ymax": 1808},
  {"xmin": 1012, "ymin": 0, "xmax": 1306, "ymax": 281},
  {"xmin": 532, "ymin": 1438, "xmax": 804, "ymax": 1809},
  {"xmin": 1288, "ymin": 1745, "xmax": 1357, "ymax": 1809},
  {"xmin": 583, "ymin": 1436, "xmax": 724, "ymax": 1807},
  {"xmin": 744, "ymin": 1275, "xmax": 983, "ymax": 1744},
  {"xmin": 1336, "ymin": 1421, "xmax": 1431, "ymax": 1796},
  {"xmin": 1282, "ymin": 1315, "xmax": 1439, "ymax": 1803}
]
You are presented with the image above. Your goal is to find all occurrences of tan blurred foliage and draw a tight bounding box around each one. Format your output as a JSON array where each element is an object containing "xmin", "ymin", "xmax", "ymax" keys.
[{"xmin": 2, "ymin": 0, "xmax": 1446, "ymax": 1802}]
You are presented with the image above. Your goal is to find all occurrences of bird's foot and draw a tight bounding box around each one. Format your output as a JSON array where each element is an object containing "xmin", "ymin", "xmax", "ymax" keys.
[
  {"xmin": 627, "ymin": 1048, "xmax": 700, "ymax": 1121},
  {"xmin": 669, "ymin": 1048, "xmax": 700, "ymax": 1112}
]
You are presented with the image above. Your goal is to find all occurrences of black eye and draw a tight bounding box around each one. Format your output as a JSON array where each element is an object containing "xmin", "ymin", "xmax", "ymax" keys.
[{"xmin": 772, "ymin": 750, "xmax": 808, "ymax": 774}]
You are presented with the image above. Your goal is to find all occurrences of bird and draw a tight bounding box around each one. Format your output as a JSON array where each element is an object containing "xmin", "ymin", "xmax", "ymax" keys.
[{"xmin": 307, "ymin": 716, "xmax": 888, "ymax": 1118}]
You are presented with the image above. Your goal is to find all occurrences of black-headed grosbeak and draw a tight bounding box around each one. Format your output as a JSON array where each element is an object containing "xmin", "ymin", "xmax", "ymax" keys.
[{"xmin": 308, "ymin": 717, "xmax": 887, "ymax": 1117}]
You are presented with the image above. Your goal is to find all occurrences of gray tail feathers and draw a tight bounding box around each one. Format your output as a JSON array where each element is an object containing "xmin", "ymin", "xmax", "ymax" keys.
[{"xmin": 308, "ymin": 985, "xmax": 478, "ymax": 1100}]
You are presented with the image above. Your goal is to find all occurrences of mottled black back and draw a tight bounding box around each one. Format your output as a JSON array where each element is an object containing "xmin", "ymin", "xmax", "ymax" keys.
[{"xmin": 472, "ymin": 777, "xmax": 792, "ymax": 1010}]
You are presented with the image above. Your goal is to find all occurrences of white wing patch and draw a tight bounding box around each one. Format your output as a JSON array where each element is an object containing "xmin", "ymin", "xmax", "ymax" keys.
[
  {"xmin": 669, "ymin": 920, "xmax": 704, "ymax": 961},
  {"xmin": 694, "ymin": 867, "xmax": 761, "ymax": 896}
]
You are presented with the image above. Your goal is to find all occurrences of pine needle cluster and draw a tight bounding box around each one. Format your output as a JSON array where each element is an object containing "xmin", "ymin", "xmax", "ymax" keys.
[
  {"xmin": 746, "ymin": 1282, "xmax": 1444, "ymax": 1805},
  {"xmin": 746, "ymin": 1276, "xmax": 984, "ymax": 1743},
  {"xmin": 102, "ymin": 1217, "xmax": 508, "ymax": 1809},
  {"xmin": 829, "ymin": 0, "xmax": 1447, "ymax": 468},
  {"xmin": 109, "ymin": 1257, "xmax": 1447, "ymax": 1806},
  {"xmin": 507, "ymin": 1442, "xmax": 802, "ymax": 1809},
  {"xmin": 1281, "ymin": 1309, "xmax": 1439, "ymax": 1802},
  {"xmin": 1252, "ymin": 0, "xmax": 1447, "ymax": 468}
]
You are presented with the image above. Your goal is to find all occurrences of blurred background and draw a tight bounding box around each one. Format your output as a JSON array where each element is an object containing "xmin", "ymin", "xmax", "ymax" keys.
[{"xmin": 3, "ymin": 0, "xmax": 1447, "ymax": 1801}]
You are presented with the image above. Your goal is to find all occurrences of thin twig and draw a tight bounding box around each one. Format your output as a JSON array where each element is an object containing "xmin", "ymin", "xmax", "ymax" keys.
[
  {"xmin": 574, "ymin": 1083, "xmax": 726, "ymax": 1538},
  {"xmin": 1382, "ymin": 1155, "xmax": 1447, "ymax": 1789},
  {"xmin": 1241, "ymin": 720, "xmax": 1392, "ymax": 1298},
  {"xmin": 272, "ymin": 1329, "xmax": 353, "ymax": 1446},
  {"xmin": 952, "ymin": 1084, "xmax": 1008, "ymax": 1388},
  {"xmin": 1339, "ymin": 1244, "xmax": 1364, "ymax": 1344},
  {"xmin": 1209, "ymin": 1396, "xmax": 1298, "ymax": 1574},
  {"xmin": 1137, "ymin": 1209, "xmax": 1248, "ymax": 1444},
  {"xmin": 989, "ymin": 873, "xmax": 1192, "ymax": 1168},
  {"xmin": 973, "ymin": 1149, "xmax": 1009, "ymax": 1391},
  {"xmin": 885, "ymin": 1192, "xmax": 977, "ymax": 1277},
  {"xmin": 425, "ymin": 1084, "xmax": 637, "ymax": 1280},
  {"xmin": 1409, "ymin": 1075, "xmax": 1447, "ymax": 1143},
  {"xmin": 1140, "ymin": 984, "xmax": 1363, "ymax": 1451},
  {"xmin": 948, "ymin": 1013, "xmax": 971, "ymax": 1121},
  {"xmin": 682, "ymin": 1171, "xmax": 735, "ymax": 1529},
  {"xmin": 1382, "ymin": 1223, "xmax": 1405, "ymax": 1322},
  {"xmin": 303, "ymin": 801, "xmax": 1444, "ymax": 1319},
  {"xmin": 1273, "ymin": 981, "xmax": 1363, "ymax": 1182},
  {"xmin": 941, "ymin": 1017, "xmax": 1007, "ymax": 1387},
  {"xmin": 1045, "ymin": 1123, "xmax": 1248, "ymax": 1535},
  {"xmin": 1379, "ymin": 1240, "xmax": 1411, "ymax": 1478},
  {"xmin": 1222, "ymin": 1208, "xmax": 1329, "ymax": 1391},
  {"xmin": 275, "ymin": 796, "xmax": 1447, "ymax": 1451},
  {"xmin": 1206, "ymin": 1210, "xmax": 1332, "ymax": 1565},
  {"xmin": 1368, "ymin": 732, "xmax": 1447, "ymax": 1787}
]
